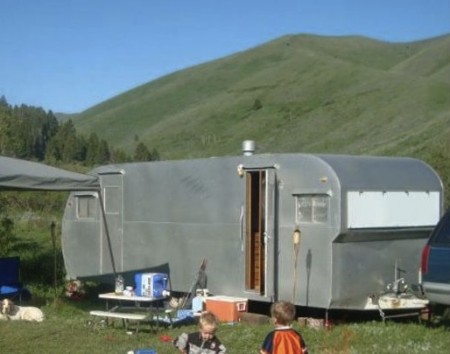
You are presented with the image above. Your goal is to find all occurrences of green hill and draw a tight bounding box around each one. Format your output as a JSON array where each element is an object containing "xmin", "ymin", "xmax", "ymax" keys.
[{"xmin": 72, "ymin": 34, "xmax": 450, "ymax": 162}]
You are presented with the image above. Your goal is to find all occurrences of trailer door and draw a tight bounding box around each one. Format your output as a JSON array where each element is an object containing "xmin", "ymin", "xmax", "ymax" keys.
[
  {"xmin": 99, "ymin": 173, "xmax": 124, "ymax": 275},
  {"xmin": 245, "ymin": 168, "xmax": 276, "ymax": 300}
]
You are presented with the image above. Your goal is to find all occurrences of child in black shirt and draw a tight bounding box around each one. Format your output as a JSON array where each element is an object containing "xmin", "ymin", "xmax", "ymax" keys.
[{"xmin": 174, "ymin": 311, "xmax": 226, "ymax": 354}]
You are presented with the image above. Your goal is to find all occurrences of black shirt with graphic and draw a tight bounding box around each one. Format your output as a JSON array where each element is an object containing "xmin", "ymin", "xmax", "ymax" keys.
[{"xmin": 174, "ymin": 332, "xmax": 227, "ymax": 354}]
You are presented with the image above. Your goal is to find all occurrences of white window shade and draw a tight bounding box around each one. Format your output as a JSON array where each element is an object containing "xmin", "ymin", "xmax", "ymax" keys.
[{"xmin": 347, "ymin": 191, "xmax": 440, "ymax": 228}]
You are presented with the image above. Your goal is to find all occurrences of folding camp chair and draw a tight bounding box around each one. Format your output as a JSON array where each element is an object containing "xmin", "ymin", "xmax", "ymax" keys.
[{"xmin": 0, "ymin": 256, "xmax": 25, "ymax": 303}]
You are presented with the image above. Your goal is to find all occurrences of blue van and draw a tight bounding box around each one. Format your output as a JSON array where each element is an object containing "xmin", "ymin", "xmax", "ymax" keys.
[{"xmin": 421, "ymin": 208, "xmax": 450, "ymax": 305}]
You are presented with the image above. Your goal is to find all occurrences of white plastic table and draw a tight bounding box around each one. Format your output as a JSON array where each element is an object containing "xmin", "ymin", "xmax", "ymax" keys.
[{"xmin": 89, "ymin": 292, "xmax": 167, "ymax": 333}]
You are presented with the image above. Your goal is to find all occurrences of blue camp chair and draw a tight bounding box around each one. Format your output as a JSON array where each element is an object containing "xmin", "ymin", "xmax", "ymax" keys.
[{"xmin": 0, "ymin": 256, "xmax": 26, "ymax": 303}]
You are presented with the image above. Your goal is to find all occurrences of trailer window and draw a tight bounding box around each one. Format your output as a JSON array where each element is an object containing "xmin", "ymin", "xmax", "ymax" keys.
[
  {"xmin": 77, "ymin": 195, "xmax": 98, "ymax": 219},
  {"xmin": 295, "ymin": 195, "xmax": 329, "ymax": 224},
  {"xmin": 104, "ymin": 186, "xmax": 120, "ymax": 214}
]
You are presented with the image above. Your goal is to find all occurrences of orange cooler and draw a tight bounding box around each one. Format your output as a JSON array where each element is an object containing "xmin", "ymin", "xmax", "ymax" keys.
[{"xmin": 205, "ymin": 295, "xmax": 248, "ymax": 322}]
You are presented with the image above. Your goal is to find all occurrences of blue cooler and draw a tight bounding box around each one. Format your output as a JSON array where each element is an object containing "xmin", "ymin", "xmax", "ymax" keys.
[{"xmin": 134, "ymin": 273, "xmax": 168, "ymax": 298}]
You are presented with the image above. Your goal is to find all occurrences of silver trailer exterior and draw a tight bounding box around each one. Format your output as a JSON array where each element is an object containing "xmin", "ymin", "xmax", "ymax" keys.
[{"xmin": 62, "ymin": 153, "xmax": 443, "ymax": 310}]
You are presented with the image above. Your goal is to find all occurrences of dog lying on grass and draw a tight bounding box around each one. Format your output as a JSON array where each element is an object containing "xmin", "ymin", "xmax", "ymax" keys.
[{"xmin": 1, "ymin": 298, "xmax": 44, "ymax": 322}]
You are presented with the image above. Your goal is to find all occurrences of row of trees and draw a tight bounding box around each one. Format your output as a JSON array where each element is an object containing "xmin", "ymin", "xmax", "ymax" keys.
[
  {"xmin": 0, "ymin": 96, "xmax": 162, "ymax": 279},
  {"xmin": 0, "ymin": 96, "xmax": 159, "ymax": 165}
]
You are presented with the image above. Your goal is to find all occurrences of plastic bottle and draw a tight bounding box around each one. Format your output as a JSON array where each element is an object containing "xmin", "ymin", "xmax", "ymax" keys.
[
  {"xmin": 115, "ymin": 274, "xmax": 124, "ymax": 294},
  {"xmin": 192, "ymin": 289, "xmax": 204, "ymax": 313}
]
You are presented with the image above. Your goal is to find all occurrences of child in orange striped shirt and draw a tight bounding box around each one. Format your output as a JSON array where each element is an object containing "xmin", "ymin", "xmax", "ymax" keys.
[{"xmin": 260, "ymin": 301, "xmax": 308, "ymax": 354}]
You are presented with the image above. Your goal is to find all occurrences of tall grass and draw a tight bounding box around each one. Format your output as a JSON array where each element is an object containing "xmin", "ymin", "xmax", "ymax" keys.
[{"xmin": 1, "ymin": 298, "xmax": 450, "ymax": 354}]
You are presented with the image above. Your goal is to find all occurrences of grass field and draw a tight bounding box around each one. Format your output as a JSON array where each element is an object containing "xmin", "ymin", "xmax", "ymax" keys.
[{"xmin": 1, "ymin": 296, "xmax": 450, "ymax": 354}]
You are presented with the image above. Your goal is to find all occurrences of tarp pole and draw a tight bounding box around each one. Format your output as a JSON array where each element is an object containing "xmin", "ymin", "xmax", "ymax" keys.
[
  {"xmin": 50, "ymin": 221, "xmax": 57, "ymax": 297},
  {"xmin": 97, "ymin": 189, "xmax": 117, "ymax": 278}
]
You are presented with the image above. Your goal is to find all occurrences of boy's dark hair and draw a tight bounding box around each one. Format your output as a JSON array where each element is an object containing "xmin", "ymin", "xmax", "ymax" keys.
[{"xmin": 270, "ymin": 301, "xmax": 296, "ymax": 325}]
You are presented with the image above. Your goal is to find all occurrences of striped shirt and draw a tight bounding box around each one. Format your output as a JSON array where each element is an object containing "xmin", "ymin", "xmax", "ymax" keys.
[{"xmin": 261, "ymin": 326, "xmax": 308, "ymax": 354}]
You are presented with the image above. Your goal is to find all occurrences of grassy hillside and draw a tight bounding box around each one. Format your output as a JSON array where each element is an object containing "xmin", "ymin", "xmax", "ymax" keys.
[{"xmin": 73, "ymin": 34, "xmax": 450, "ymax": 163}]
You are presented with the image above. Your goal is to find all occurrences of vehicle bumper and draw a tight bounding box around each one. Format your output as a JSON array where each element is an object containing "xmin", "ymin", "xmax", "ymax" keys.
[{"xmin": 422, "ymin": 281, "xmax": 450, "ymax": 306}]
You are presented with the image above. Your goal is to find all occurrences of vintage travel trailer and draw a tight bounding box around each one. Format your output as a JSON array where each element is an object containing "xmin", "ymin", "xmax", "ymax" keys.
[{"xmin": 61, "ymin": 146, "xmax": 443, "ymax": 312}]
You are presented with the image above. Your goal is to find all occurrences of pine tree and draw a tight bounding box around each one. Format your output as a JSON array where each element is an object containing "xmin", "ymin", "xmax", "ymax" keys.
[{"xmin": 134, "ymin": 142, "xmax": 152, "ymax": 161}]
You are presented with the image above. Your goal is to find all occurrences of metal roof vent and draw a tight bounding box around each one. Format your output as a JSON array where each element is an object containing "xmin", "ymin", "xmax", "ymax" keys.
[{"xmin": 242, "ymin": 140, "xmax": 255, "ymax": 156}]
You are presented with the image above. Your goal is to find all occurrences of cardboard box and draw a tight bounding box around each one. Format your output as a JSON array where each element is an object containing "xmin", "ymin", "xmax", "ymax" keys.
[{"xmin": 205, "ymin": 295, "xmax": 248, "ymax": 322}]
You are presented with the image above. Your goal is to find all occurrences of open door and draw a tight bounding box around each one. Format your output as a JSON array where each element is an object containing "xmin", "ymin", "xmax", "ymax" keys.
[{"xmin": 245, "ymin": 169, "xmax": 276, "ymax": 299}]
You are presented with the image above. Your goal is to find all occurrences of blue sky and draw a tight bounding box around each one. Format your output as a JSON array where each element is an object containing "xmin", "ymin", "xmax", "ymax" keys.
[{"xmin": 1, "ymin": 0, "xmax": 449, "ymax": 113}]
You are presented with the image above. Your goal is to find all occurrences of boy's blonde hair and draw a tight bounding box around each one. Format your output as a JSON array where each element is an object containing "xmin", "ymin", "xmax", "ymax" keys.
[
  {"xmin": 270, "ymin": 301, "xmax": 296, "ymax": 325},
  {"xmin": 199, "ymin": 311, "xmax": 219, "ymax": 329}
]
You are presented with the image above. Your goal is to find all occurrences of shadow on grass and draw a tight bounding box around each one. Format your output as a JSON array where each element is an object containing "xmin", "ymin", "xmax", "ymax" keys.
[{"xmin": 424, "ymin": 304, "xmax": 450, "ymax": 329}]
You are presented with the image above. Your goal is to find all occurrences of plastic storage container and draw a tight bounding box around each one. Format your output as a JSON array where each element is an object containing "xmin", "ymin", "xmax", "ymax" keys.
[
  {"xmin": 134, "ymin": 349, "xmax": 157, "ymax": 354},
  {"xmin": 134, "ymin": 273, "xmax": 168, "ymax": 298}
]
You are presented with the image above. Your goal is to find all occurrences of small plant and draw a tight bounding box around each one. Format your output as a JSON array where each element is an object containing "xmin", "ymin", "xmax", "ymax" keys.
[{"xmin": 253, "ymin": 98, "xmax": 263, "ymax": 111}]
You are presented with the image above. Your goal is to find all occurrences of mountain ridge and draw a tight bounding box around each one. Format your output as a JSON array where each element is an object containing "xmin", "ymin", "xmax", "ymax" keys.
[{"xmin": 71, "ymin": 33, "xmax": 449, "ymax": 162}]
